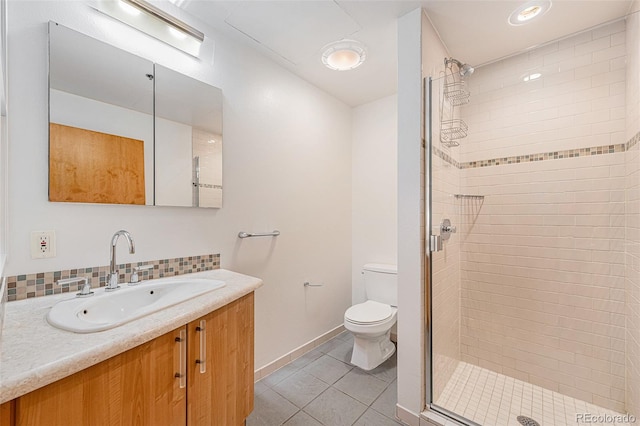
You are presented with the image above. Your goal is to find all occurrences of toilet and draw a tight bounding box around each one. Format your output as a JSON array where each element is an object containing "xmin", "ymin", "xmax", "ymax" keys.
[{"xmin": 344, "ymin": 263, "xmax": 397, "ymax": 371}]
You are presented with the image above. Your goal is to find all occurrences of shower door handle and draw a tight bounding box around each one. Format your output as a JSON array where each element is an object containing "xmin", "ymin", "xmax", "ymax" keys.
[{"xmin": 429, "ymin": 235, "xmax": 443, "ymax": 252}]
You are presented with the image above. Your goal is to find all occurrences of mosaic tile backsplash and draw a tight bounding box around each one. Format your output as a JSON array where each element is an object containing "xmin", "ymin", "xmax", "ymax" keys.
[{"xmin": 5, "ymin": 253, "xmax": 220, "ymax": 302}]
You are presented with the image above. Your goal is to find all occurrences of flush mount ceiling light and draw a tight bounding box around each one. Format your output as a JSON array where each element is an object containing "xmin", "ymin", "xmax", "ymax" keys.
[
  {"xmin": 508, "ymin": 0, "xmax": 552, "ymax": 26},
  {"xmin": 94, "ymin": 0, "xmax": 204, "ymax": 57},
  {"xmin": 321, "ymin": 40, "xmax": 367, "ymax": 71}
]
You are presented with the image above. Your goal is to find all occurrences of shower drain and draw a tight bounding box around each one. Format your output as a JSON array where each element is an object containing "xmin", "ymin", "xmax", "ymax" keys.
[{"xmin": 517, "ymin": 415, "xmax": 541, "ymax": 426}]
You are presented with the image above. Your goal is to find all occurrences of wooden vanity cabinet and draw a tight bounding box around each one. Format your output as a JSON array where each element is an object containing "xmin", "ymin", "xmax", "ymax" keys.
[
  {"xmin": 187, "ymin": 292, "xmax": 254, "ymax": 426},
  {"xmin": 11, "ymin": 327, "xmax": 186, "ymax": 426},
  {"xmin": 2, "ymin": 292, "xmax": 254, "ymax": 426}
]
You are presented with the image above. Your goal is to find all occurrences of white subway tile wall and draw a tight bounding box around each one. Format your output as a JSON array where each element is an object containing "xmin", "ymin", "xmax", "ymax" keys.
[
  {"xmin": 460, "ymin": 154, "xmax": 627, "ymax": 412},
  {"xmin": 431, "ymin": 143, "xmax": 462, "ymax": 401},
  {"xmin": 625, "ymin": 9, "xmax": 640, "ymax": 420},
  {"xmin": 460, "ymin": 20, "xmax": 627, "ymax": 165},
  {"xmin": 192, "ymin": 128, "xmax": 222, "ymax": 207},
  {"xmin": 445, "ymin": 20, "xmax": 632, "ymax": 413}
]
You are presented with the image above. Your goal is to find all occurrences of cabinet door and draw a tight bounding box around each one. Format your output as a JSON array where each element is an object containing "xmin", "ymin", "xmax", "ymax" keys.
[
  {"xmin": 187, "ymin": 293, "xmax": 254, "ymax": 426},
  {"xmin": 14, "ymin": 327, "xmax": 187, "ymax": 426},
  {"xmin": 0, "ymin": 401, "xmax": 14, "ymax": 426}
]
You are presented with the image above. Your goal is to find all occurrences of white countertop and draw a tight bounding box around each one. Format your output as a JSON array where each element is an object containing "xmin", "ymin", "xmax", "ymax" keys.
[{"xmin": 0, "ymin": 269, "xmax": 262, "ymax": 404}]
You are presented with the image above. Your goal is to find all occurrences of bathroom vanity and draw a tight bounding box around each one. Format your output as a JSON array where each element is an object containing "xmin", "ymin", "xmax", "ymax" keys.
[{"xmin": 0, "ymin": 269, "xmax": 261, "ymax": 426}]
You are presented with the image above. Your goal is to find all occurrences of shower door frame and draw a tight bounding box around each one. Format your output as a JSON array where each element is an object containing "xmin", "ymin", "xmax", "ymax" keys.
[{"xmin": 423, "ymin": 75, "xmax": 480, "ymax": 426}]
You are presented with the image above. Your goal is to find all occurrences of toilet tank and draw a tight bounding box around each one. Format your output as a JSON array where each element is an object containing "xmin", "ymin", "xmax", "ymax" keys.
[{"xmin": 363, "ymin": 263, "xmax": 397, "ymax": 306}]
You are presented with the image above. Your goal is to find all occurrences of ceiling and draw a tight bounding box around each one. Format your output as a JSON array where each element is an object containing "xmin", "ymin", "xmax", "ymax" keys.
[{"xmin": 176, "ymin": 0, "xmax": 634, "ymax": 107}]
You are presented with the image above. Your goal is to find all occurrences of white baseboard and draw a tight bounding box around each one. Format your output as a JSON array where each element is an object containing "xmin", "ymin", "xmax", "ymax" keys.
[
  {"xmin": 396, "ymin": 403, "xmax": 421, "ymax": 426},
  {"xmin": 254, "ymin": 324, "xmax": 345, "ymax": 382}
]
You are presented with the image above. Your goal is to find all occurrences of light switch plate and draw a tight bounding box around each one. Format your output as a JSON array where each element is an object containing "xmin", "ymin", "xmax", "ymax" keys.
[{"xmin": 30, "ymin": 231, "xmax": 56, "ymax": 259}]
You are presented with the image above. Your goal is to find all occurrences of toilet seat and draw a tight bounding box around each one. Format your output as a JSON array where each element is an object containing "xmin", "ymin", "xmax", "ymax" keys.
[{"xmin": 345, "ymin": 300, "xmax": 394, "ymax": 325}]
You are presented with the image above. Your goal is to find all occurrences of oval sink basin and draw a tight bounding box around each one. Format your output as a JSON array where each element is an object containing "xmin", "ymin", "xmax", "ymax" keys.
[{"xmin": 47, "ymin": 277, "xmax": 226, "ymax": 333}]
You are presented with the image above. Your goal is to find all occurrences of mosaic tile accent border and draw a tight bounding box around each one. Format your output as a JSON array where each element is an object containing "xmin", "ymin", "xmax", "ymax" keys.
[
  {"xmin": 5, "ymin": 253, "xmax": 220, "ymax": 302},
  {"xmin": 433, "ymin": 132, "xmax": 640, "ymax": 170},
  {"xmin": 627, "ymin": 131, "xmax": 640, "ymax": 151},
  {"xmin": 433, "ymin": 146, "xmax": 461, "ymax": 168},
  {"xmin": 460, "ymin": 143, "xmax": 625, "ymax": 169}
]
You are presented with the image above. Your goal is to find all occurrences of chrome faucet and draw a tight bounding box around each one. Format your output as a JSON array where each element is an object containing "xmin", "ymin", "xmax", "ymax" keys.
[{"xmin": 107, "ymin": 230, "xmax": 135, "ymax": 291}]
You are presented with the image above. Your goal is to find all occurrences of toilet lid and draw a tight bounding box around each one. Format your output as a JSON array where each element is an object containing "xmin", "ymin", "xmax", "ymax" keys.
[{"xmin": 345, "ymin": 300, "xmax": 394, "ymax": 324}]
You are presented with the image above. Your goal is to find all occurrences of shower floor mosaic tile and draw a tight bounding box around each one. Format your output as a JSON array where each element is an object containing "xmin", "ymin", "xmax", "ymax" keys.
[
  {"xmin": 435, "ymin": 362, "xmax": 632, "ymax": 426},
  {"xmin": 248, "ymin": 332, "xmax": 401, "ymax": 426}
]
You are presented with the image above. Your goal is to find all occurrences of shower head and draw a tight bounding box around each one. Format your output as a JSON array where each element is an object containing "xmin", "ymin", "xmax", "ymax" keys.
[
  {"xmin": 459, "ymin": 63, "xmax": 474, "ymax": 78},
  {"xmin": 445, "ymin": 57, "xmax": 475, "ymax": 79}
]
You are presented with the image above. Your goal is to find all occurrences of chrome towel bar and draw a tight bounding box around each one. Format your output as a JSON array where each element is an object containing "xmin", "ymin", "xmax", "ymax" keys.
[{"xmin": 238, "ymin": 230, "xmax": 280, "ymax": 239}]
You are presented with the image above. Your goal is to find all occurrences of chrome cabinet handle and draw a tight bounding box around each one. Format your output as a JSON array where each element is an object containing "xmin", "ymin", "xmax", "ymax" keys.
[
  {"xmin": 175, "ymin": 329, "xmax": 186, "ymax": 388},
  {"xmin": 195, "ymin": 320, "xmax": 206, "ymax": 374}
]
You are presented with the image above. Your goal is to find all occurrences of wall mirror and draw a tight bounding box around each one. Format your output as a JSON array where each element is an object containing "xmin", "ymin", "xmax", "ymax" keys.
[{"xmin": 48, "ymin": 22, "xmax": 223, "ymax": 208}]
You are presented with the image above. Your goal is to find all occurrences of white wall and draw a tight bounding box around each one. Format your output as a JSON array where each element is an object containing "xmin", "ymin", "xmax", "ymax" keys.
[
  {"xmin": 155, "ymin": 117, "xmax": 193, "ymax": 207},
  {"xmin": 397, "ymin": 8, "xmax": 425, "ymax": 423},
  {"xmin": 7, "ymin": 1, "xmax": 352, "ymax": 369},
  {"xmin": 351, "ymin": 94, "xmax": 397, "ymax": 304}
]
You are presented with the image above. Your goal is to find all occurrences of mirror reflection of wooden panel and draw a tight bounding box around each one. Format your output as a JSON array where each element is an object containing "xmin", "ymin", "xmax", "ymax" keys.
[
  {"xmin": 49, "ymin": 123, "xmax": 146, "ymax": 205},
  {"xmin": 49, "ymin": 22, "xmax": 154, "ymax": 206}
]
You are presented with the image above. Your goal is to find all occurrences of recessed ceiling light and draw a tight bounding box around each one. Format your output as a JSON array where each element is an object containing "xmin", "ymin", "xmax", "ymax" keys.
[
  {"xmin": 508, "ymin": 0, "xmax": 551, "ymax": 26},
  {"xmin": 523, "ymin": 72, "xmax": 542, "ymax": 82},
  {"xmin": 321, "ymin": 40, "xmax": 366, "ymax": 71}
]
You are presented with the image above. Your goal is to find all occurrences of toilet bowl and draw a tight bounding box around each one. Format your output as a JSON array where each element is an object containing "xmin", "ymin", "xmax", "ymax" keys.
[
  {"xmin": 344, "ymin": 263, "xmax": 398, "ymax": 371},
  {"xmin": 344, "ymin": 300, "xmax": 397, "ymax": 370}
]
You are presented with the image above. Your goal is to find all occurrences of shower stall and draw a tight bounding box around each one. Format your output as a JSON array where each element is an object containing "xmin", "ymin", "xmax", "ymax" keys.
[{"xmin": 425, "ymin": 15, "xmax": 639, "ymax": 426}]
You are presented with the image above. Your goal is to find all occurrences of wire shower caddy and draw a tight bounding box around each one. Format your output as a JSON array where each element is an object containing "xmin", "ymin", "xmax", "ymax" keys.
[{"xmin": 440, "ymin": 59, "xmax": 470, "ymax": 147}]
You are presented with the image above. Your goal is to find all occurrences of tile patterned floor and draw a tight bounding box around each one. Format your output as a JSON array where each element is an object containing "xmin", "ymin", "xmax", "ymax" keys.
[
  {"xmin": 434, "ymin": 362, "xmax": 631, "ymax": 426},
  {"xmin": 248, "ymin": 332, "xmax": 402, "ymax": 426}
]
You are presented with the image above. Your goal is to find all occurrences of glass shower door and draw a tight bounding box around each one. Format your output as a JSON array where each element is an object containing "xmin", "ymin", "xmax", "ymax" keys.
[
  {"xmin": 426, "ymin": 18, "xmax": 637, "ymax": 423},
  {"xmin": 426, "ymin": 74, "xmax": 470, "ymax": 424}
]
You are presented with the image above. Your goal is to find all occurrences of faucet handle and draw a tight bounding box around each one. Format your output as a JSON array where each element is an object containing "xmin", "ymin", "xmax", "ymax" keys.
[
  {"xmin": 106, "ymin": 272, "xmax": 120, "ymax": 292},
  {"xmin": 57, "ymin": 276, "xmax": 93, "ymax": 298},
  {"xmin": 129, "ymin": 264, "xmax": 154, "ymax": 285}
]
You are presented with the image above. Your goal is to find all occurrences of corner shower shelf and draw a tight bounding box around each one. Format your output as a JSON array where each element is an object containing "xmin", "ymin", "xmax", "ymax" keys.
[{"xmin": 454, "ymin": 194, "xmax": 484, "ymax": 200}]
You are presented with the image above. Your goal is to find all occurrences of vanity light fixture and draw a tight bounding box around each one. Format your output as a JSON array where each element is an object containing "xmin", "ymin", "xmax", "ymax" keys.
[
  {"xmin": 95, "ymin": 0, "xmax": 204, "ymax": 57},
  {"xmin": 321, "ymin": 40, "xmax": 367, "ymax": 71},
  {"xmin": 508, "ymin": 0, "xmax": 552, "ymax": 26}
]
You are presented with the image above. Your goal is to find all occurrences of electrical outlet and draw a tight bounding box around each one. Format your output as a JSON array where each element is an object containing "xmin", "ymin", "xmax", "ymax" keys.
[{"xmin": 30, "ymin": 231, "xmax": 56, "ymax": 259}]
